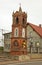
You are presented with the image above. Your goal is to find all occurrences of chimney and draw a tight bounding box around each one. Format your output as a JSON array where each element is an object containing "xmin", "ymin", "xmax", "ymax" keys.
[{"xmin": 39, "ymin": 24, "xmax": 42, "ymax": 28}]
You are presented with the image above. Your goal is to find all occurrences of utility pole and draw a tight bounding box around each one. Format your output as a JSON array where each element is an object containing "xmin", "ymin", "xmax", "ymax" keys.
[{"xmin": 0, "ymin": 29, "xmax": 9, "ymax": 46}]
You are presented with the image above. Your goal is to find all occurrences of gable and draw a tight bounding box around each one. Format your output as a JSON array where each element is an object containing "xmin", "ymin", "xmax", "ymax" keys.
[{"xmin": 27, "ymin": 23, "xmax": 42, "ymax": 37}]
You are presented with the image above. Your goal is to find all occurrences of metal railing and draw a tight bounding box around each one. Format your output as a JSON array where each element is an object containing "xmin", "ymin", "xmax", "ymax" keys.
[{"xmin": 27, "ymin": 47, "xmax": 42, "ymax": 53}]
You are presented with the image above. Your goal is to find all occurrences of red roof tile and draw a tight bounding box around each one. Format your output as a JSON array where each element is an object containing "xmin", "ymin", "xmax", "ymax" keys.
[{"xmin": 27, "ymin": 23, "xmax": 42, "ymax": 37}]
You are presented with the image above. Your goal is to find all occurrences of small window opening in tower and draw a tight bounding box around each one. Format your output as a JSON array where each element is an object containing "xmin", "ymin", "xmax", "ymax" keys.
[
  {"xmin": 23, "ymin": 18, "xmax": 25, "ymax": 24},
  {"xmin": 16, "ymin": 17, "xmax": 19, "ymax": 24}
]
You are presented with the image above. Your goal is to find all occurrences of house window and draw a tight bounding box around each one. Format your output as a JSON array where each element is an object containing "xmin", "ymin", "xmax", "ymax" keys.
[
  {"xmin": 5, "ymin": 44, "xmax": 10, "ymax": 49},
  {"xmin": 14, "ymin": 28, "xmax": 19, "ymax": 37},
  {"xmin": 5, "ymin": 34, "xmax": 10, "ymax": 39}
]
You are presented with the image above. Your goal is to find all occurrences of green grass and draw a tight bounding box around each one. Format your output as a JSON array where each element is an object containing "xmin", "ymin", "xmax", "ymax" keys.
[{"xmin": 0, "ymin": 47, "xmax": 4, "ymax": 51}]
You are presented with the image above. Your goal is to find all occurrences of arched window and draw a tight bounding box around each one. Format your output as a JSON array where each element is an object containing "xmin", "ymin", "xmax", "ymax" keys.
[
  {"xmin": 23, "ymin": 18, "xmax": 25, "ymax": 24},
  {"xmin": 16, "ymin": 17, "xmax": 19, "ymax": 24},
  {"xmin": 22, "ymin": 28, "xmax": 25, "ymax": 37},
  {"xmin": 14, "ymin": 28, "xmax": 19, "ymax": 37}
]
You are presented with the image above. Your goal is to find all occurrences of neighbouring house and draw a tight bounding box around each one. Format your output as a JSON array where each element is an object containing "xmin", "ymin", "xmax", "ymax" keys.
[
  {"xmin": 3, "ymin": 32, "xmax": 11, "ymax": 52},
  {"xmin": 26, "ymin": 23, "xmax": 42, "ymax": 53}
]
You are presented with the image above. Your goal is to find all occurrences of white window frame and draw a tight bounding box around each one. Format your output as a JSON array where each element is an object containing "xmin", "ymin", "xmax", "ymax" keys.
[
  {"xmin": 14, "ymin": 28, "xmax": 19, "ymax": 37},
  {"xmin": 22, "ymin": 28, "xmax": 25, "ymax": 38}
]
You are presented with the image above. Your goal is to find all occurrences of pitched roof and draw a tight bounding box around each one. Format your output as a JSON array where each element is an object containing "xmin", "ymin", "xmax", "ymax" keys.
[
  {"xmin": 3, "ymin": 32, "xmax": 11, "ymax": 35},
  {"xmin": 27, "ymin": 23, "xmax": 42, "ymax": 37}
]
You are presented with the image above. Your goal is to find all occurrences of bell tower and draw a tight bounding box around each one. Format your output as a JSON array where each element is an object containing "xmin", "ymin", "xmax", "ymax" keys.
[{"xmin": 11, "ymin": 6, "xmax": 27, "ymax": 55}]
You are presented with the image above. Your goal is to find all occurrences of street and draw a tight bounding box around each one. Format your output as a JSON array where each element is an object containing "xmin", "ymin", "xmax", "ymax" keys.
[
  {"xmin": 0, "ymin": 60, "xmax": 42, "ymax": 65},
  {"xmin": 0, "ymin": 53, "xmax": 42, "ymax": 65}
]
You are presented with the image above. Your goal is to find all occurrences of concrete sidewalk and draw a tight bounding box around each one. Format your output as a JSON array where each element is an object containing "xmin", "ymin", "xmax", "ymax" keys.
[
  {"xmin": 29, "ymin": 54, "xmax": 42, "ymax": 59},
  {"xmin": 0, "ymin": 53, "xmax": 42, "ymax": 65}
]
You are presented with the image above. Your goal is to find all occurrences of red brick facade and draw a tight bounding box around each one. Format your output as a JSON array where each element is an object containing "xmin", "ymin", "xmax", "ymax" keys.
[{"xmin": 11, "ymin": 6, "xmax": 27, "ymax": 55}]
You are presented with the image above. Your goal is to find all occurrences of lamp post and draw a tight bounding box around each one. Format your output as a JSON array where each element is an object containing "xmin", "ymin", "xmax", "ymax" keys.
[{"xmin": 37, "ymin": 42, "xmax": 39, "ymax": 53}]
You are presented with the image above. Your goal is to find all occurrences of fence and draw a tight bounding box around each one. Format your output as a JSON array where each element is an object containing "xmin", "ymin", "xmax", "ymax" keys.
[{"xmin": 27, "ymin": 47, "xmax": 42, "ymax": 53}]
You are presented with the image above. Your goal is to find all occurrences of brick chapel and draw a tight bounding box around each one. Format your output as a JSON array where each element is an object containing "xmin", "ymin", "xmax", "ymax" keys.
[{"xmin": 11, "ymin": 6, "xmax": 27, "ymax": 55}]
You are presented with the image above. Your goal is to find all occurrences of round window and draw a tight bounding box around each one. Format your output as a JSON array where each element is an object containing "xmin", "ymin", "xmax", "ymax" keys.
[{"xmin": 14, "ymin": 40, "xmax": 19, "ymax": 46}]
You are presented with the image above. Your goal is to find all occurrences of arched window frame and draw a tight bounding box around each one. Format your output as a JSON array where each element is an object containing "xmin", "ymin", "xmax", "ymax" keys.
[
  {"xmin": 22, "ymin": 28, "xmax": 25, "ymax": 37},
  {"xmin": 23, "ymin": 18, "xmax": 25, "ymax": 24},
  {"xmin": 14, "ymin": 28, "xmax": 19, "ymax": 37},
  {"xmin": 16, "ymin": 17, "xmax": 19, "ymax": 24}
]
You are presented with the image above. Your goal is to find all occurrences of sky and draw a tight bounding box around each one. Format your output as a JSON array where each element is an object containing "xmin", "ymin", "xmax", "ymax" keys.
[
  {"xmin": 0, "ymin": 0, "xmax": 42, "ymax": 31},
  {"xmin": 0, "ymin": 0, "xmax": 42, "ymax": 46}
]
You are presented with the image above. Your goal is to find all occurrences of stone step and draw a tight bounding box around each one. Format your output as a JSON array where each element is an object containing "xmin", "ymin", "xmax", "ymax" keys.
[{"xmin": 19, "ymin": 55, "xmax": 30, "ymax": 61}]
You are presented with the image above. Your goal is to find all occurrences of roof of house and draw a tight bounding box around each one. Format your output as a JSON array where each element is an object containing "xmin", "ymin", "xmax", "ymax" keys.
[
  {"xmin": 3, "ymin": 32, "xmax": 11, "ymax": 35},
  {"xmin": 27, "ymin": 23, "xmax": 42, "ymax": 37}
]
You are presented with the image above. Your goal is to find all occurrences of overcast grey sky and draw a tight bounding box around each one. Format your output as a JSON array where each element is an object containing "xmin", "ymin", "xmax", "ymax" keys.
[
  {"xmin": 0, "ymin": 0, "xmax": 42, "ymax": 31},
  {"xmin": 0, "ymin": 0, "xmax": 42, "ymax": 46}
]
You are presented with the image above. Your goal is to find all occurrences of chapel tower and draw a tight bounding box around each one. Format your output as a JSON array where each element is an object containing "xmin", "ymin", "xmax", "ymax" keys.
[{"xmin": 11, "ymin": 6, "xmax": 27, "ymax": 55}]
